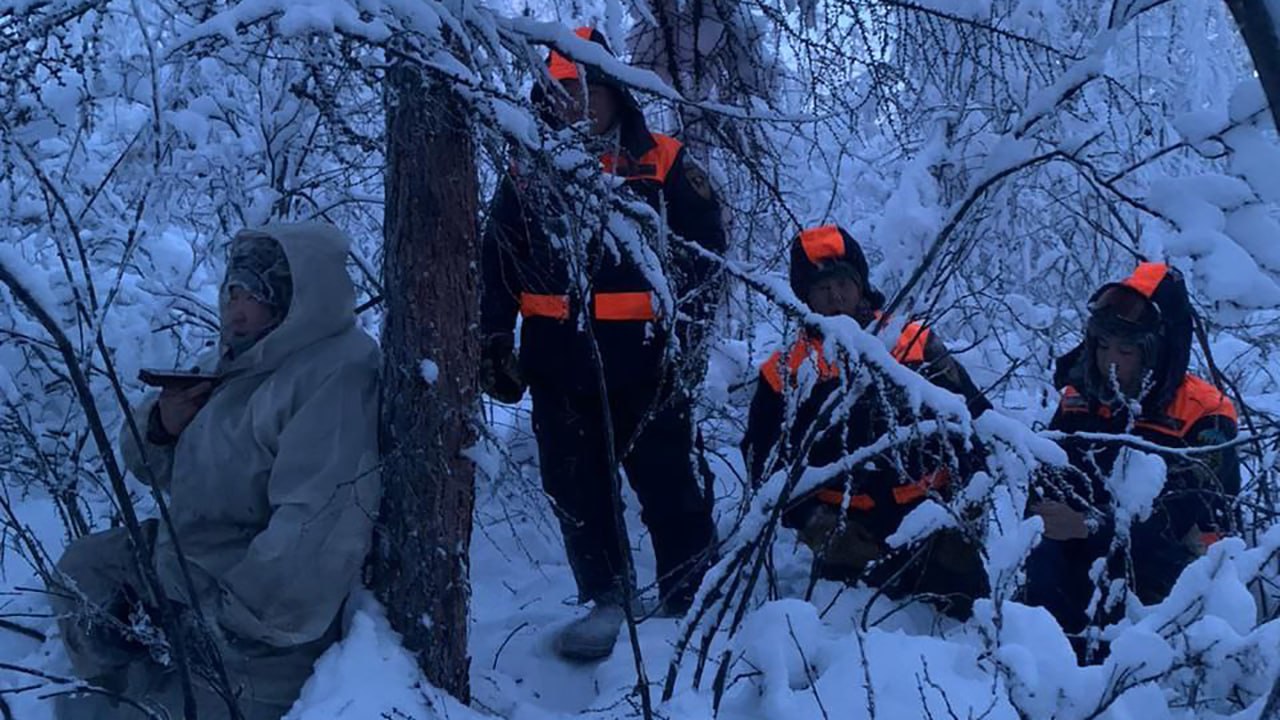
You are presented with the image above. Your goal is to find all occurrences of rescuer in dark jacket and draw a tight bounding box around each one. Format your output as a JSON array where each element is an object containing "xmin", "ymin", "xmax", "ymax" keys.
[
  {"xmin": 1024, "ymin": 262, "xmax": 1240, "ymax": 663},
  {"xmin": 479, "ymin": 26, "xmax": 725, "ymax": 661},
  {"xmin": 741, "ymin": 225, "xmax": 992, "ymax": 619}
]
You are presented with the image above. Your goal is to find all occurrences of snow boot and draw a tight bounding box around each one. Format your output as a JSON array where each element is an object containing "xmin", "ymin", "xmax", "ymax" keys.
[{"xmin": 554, "ymin": 603, "xmax": 626, "ymax": 662}]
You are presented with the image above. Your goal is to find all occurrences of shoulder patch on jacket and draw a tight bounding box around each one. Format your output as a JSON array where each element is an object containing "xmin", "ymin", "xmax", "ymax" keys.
[
  {"xmin": 681, "ymin": 154, "xmax": 713, "ymax": 200},
  {"xmin": 1191, "ymin": 427, "xmax": 1230, "ymax": 448}
]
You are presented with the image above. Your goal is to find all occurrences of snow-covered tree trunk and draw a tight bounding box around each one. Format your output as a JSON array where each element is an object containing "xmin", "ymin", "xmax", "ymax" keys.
[
  {"xmin": 1226, "ymin": 0, "xmax": 1280, "ymax": 132},
  {"xmin": 374, "ymin": 42, "xmax": 480, "ymax": 701}
]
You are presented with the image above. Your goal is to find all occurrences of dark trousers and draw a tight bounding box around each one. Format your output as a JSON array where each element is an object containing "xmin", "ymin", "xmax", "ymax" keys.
[
  {"xmin": 1023, "ymin": 536, "xmax": 1130, "ymax": 663},
  {"xmin": 1023, "ymin": 538, "xmax": 1108, "ymax": 637},
  {"xmin": 1023, "ymin": 534, "xmax": 1193, "ymax": 662},
  {"xmin": 531, "ymin": 383, "xmax": 716, "ymax": 609},
  {"xmin": 867, "ymin": 529, "xmax": 989, "ymax": 620}
]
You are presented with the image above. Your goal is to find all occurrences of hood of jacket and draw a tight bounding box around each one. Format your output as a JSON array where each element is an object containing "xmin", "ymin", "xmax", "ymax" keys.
[
  {"xmin": 789, "ymin": 224, "xmax": 887, "ymax": 312},
  {"xmin": 221, "ymin": 222, "xmax": 357, "ymax": 375}
]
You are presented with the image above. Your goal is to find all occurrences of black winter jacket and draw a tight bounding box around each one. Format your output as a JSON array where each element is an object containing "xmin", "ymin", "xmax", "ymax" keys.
[
  {"xmin": 1042, "ymin": 263, "xmax": 1239, "ymax": 603},
  {"xmin": 480, "ymin": 108, "xmax": 725, "ymax": 395},
  {"xmin": 741, "ymin": 320, "xmax": 991, "ymax": 538}
]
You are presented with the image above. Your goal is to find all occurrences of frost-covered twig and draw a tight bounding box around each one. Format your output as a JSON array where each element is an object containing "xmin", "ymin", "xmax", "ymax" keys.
[
  {"xmin": 0, "ymin": 661, "xmax": 167, "ymax": 718},
  {"xmin": 786, "ymin": 614, "xmax": 829, "ymax": 720},
  {"xmin": 854, "ymin": 625, "xmax": 877, "ymax": 719},
  {"xmin": 0, "ymin": 257, "xmax": 241, "ymax": 720},
  {"xmin": 878, "ymin": 148, "xmax": 1068, "ymax": 325},
  {"xmin": 881, "ymin": 0, "xmax": 1083, "ymax": 60},
  {"xmin": 916, "ymin": 655, "xmax": 962, "ymax": 720}
]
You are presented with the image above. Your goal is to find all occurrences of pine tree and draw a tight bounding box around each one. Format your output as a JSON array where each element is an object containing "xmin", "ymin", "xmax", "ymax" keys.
[{"xmin": 374, "ymin": 39, "xmax": 480, "ymax": 701}]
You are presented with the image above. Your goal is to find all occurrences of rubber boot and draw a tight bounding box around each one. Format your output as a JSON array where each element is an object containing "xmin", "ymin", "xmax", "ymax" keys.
[{"xmin": 554, "ymin": 603, "xmax": 625, "ymax": 662}]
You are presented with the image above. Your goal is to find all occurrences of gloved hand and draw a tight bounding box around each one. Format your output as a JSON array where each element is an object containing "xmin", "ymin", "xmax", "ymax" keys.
[{"xmin": 480, "ymin": 333, "xmax": 526, "ymax": 404}]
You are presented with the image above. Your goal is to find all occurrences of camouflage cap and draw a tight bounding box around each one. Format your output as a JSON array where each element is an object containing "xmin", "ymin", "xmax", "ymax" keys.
[{"xmin": 223, "ymin": 232, "xmax": 293, "ymax": 314}]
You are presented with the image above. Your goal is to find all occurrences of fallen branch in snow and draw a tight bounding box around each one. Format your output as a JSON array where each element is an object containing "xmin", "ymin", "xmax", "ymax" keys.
[
  {"xmin": 490, "ymin": 621, "xmax": 529, "ymax": 671},
  {"xmin": 916, "ymin": 655, "xmax": 963, "ymax": 720}
]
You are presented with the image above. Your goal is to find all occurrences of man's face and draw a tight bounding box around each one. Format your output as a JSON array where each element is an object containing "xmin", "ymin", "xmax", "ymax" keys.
[
  {"xmin": 550, "ymin": 79, "xmax": 618, "ymax": 136},
  {"xmin": 222, "ymin": 285, "xmax": 278, "ymax": 346},
  {"xmin": 807, "ymin": 274, "xmax": 864, "ymax": 318},
  {"xmin": 1094, "ymin": 331, "xmax": 1144, "ymax": 396}
]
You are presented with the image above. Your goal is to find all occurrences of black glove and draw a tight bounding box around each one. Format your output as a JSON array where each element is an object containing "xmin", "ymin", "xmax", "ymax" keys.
[{"xmin": 480, "ymin": 333, "xmax": 526, "ymax": 404}]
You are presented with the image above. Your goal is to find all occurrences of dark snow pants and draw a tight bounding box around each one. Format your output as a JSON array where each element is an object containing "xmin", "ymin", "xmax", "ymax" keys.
[
  {"xmin": 1023, "ymin": 534, "xmax": 1195, "ymax": 662},
  {"xmin": 1018, "ymin": 532, "xmax": 1187, "ymax": 661},
  {"xmin": 50, "ymin": 523, "xmax": 333, "ymax": 719},
  {"xmin": 531, "ymin": 383, "xmax": 717, "ymax": 610},
  {"xmin": 1022, "ymin": 536, "xmax": 1123, "ymax": 663},
  {"xmin": 1023, "ymin": 538, "xmax": 1109, "ymax": 636}
]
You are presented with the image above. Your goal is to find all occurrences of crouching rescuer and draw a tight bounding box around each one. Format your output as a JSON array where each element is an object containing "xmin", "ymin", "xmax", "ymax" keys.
[
  {"xmin": 1024, "ymin": 262, "xmax": 1240, "ymax": 663},
  {"xmin": 479, "ymin": 27, "xmax": 726, "ymax": 661},
  {"xmin": 741, "ymin": 225, "xmax": 992, "ymax": 620}
]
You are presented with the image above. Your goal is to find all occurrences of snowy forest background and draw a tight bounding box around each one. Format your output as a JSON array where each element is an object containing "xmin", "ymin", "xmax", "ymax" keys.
[{"xmin": 5, "ymin": 0, "xmax": 1280, "ymax": 718}]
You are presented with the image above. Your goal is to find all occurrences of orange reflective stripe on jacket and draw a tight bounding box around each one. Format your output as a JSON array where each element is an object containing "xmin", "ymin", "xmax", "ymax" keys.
[
  {"xmin": 872, "ymin": 311, "xmax": 931, "ymax": 365},
  {"xmin": 520, "ymin": 293, "xmax": 570, "ymax": 321},
  {"xmin": 814, "ymin": 469, "xmax": 949, "ymax": 513},
  {"xmin": 1155, "ymin": 374, "xmax": 1238, "ymax": 431},
  {"xmin": 594, "ymin": 292, "xmax": 656, "ymax": 321},
  {"xmin": 761, "ymin": 321, "xmax": 931, "ymax": 395},
  {"xmin": 601, "ymin": 133, "xmax": 682, "ymax": 183},
  {"xmin": 891, "ymin": 468, "xmax": 950, "ymax": 504},
  {"xmin": 891, "ymin": 322, "xmax": 930, "ymax": 364},
  {"xmin": 815, "ymin": 488, "xmax": 876, "ymax": 512},
  {"xmin": 1060, "ymin": 375, "xmax": 1236, "ymax": 438},
  {"xmin": 520, "ymin": 292, "xmax": 656, "ymax": 322},
  {"xmin": 761, "ymin": 337, "xmax": 841, "ymax": 394}
]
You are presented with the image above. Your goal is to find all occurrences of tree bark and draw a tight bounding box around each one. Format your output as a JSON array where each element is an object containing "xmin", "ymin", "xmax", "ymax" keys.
[
  {"xmin": 374, "ymin": 44, "xmax": 479, "ymax": 701},
  {"xmin": 1226, "ymin": 0, "xmax": 1280, "ymax": 133}
]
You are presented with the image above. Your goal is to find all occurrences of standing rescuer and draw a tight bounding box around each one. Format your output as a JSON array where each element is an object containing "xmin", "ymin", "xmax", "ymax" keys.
[
  {"xmin": 479, "ymin": 26, "xmax": 726, "ymax": 661},
  {"xmin": 1025, "ymin": 261, "xmax": 1240, "ymax": 663},
  {"xmin": 741, "ymin": 225, "xmax": 992, "ymax": 620}
]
